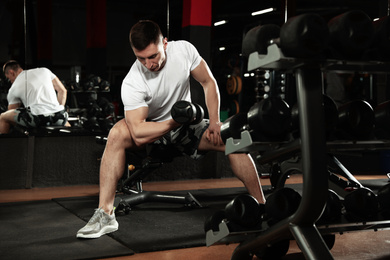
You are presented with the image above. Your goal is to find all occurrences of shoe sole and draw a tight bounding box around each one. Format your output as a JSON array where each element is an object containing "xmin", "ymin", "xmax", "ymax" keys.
[{"xmin": 76, "ymin": 222, "xmax": 119, "ymax": 239}]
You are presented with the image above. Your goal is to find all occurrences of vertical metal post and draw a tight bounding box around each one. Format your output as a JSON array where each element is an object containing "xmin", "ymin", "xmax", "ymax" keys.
[{"xmin": 167, "ymin": 0, "xmax": 170, "ymax": 39}]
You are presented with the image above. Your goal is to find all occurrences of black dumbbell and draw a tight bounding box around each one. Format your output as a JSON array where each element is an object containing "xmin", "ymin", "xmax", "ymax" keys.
[
  {"xmin": 279, "ymin": 12, "xmax": 329, "ymax": 58},
  {"xmin": 327, "ymin": 10, "xmax": 374, "ymax": 60},
  {"xmin": 171, "ymin": 100, "xmax": 204, "ymax": 125},
  {"xmin": 291, "ymin": 95, "xmax": 338, "ymax": 139},
  {"xmin": 242, "ymin": 13, "xmax": 329, "ymax": 58},
  {"xmin": 318, "ymin": 189, "xmax": 343, "ymax": 224},
  {"xmin": 254, "ymin": 239, "xmax": 290, "ymax": 260},
  {"xmin": 224, "ymin": 194, "xmax": 264, "ymax": 228},
  {"xmin": 336, "ymin": 100, "xmax": 374, "ymax": 140},
  {"xmin": 242, "ymin": 24, "xmax": 281, "ymax": 57},
  {"xmin": 265, "ymin": 187, "xmax": 301, "ymax": 225},
  {"xmin": 220, "ymin": 112, "xmax": 248, "ymax": 143},
  {"xmin": 247, "ymin": 97, "xmax": 292, "ymax": 141},
  {"xmin": 220, "ymin": 98, "xmax": 291, "ymax": 143},
  {"xmin": 344, "ymin": 187, "xmax": 379, "ymax": 221}
]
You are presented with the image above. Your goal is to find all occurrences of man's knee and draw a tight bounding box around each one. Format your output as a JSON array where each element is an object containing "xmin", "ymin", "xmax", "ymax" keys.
[
  {"xmin": 106, "ymin": 120, "xmax": 133, "ymax": 148},
  {"xmin": 0, "ymin": 110, "xmax": 15, "ymax": 124}
]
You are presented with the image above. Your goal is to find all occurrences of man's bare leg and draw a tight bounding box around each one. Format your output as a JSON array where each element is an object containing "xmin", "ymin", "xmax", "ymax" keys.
[
  {"xmin": 228, "ymin": 153, "xmax": 266, "ymax": 204},
  {"xmin": 0, "ymin": 110, "xmax": 17, "ymax": 134},
  {"xmin": 198, "ymin": 134, "xmax": 265, "ymax": 204},
  {"xmin": 98, "ymin": 119, "xmax": 134, "ymax": 214}
]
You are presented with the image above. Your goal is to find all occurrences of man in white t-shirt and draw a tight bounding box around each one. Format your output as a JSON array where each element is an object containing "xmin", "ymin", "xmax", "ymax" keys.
[
  {"xmin": 0, "ymin": 60, "xmax": 68, "ymax": 133},
  {"xmin": 77, "ymin": 20, "xmax": 266, "ymax": 239}
]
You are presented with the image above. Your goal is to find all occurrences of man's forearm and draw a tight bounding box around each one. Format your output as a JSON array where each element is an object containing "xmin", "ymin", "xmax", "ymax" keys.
[
  {"xmin": 125, "ymin": 117, "xmax": 180, "ymax": 146},
  {"xmin": 57, "ymin": 91, "xmax": 67, "ymax": 106},
  {"xmin": 204, "ymin": 81, "xmax": 221, "ymax": 124}
]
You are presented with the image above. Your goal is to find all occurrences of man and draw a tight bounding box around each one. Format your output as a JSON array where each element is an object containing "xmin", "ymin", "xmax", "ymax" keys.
[
  {"xmin": 77, "ymin": 20, "xmax": 265, "ymax": 239},
  {"xmin": 0, "ymin": 60, "xmax": 68, "ymax": 133}
]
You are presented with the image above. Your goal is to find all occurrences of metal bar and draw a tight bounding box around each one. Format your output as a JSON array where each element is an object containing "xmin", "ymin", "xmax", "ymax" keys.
[
  {"xmin": 26, "ymin": 135, "xmax": 35, "ymax": 189},
  {"xmin": 292, "ymin": 67, "xmax": 328, "ymax": 225},
  {"xmin": 290, "ymin": 224, "xmax": 334, "ymax": 260}
]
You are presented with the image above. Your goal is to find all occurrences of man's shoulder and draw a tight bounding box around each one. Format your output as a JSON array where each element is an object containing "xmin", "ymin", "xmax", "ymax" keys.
[
  {"xmin": 168, "ymin": 40, "xmax": 193, "ymax": 49},
  {"xmin": 28, "ymin": 67, "xmax": 52, "ymax": 75}
]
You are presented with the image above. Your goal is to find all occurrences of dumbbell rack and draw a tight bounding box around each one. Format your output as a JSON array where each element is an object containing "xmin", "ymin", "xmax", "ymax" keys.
[{"xmin": 207, "ymin": 44, "xmax": 390, "ymax": 260}]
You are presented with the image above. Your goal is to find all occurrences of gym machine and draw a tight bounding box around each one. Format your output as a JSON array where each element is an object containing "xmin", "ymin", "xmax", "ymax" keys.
[{"xmin": 206, "ymin": 11, "xmax": 390, "ymax": 259}]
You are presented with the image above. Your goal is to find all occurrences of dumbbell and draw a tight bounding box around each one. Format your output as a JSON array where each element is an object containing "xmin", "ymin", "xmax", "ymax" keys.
[
  {"xmin": 97, "ymin": 97, "xmax": 115, "ymax": 117},
  {"xmin": 265, "ymin": 187, "xmax": 301, "ymax": 225},
  {"xmin": 242, "ymin": 13, "xmax": 329, "ymax": 58},
  {"xmin": 254, "ymin": 239, "xmax": 290, "ymax": 260},
  {"xmin": 336, "ymin": 100, "xmax": 374, "ymax": 140},
  {"xmin": 224, "ymin": 194, "xmax": 264, "ymax": 228},
  {"xmin": 327, "ymin": 10, "xmax": 374, "ymax": 60},
  {"xmin": 220, "ymin": 97, "xmax": 292, "ymax": 143},
  {"xmin": 242, "ymin": 24, "xmax": 281, "ymax": 57},
  {"xmin": 291, "ymin": 95, "xmax": 339, "ymax": 139},
  {"xmin": 204, "ymin": 194, "xmax": 264, "ymax": 233},
  {"xmin": 317, "ymin": 189, "xmax": 343, "ymax": 224},
  {"xmin": 343, "ymin": 187, "xmax": 379, "ymax": 221},
  {"xmin": 171, "ymin": 100, "xmax": 204, "ymax": 125}
]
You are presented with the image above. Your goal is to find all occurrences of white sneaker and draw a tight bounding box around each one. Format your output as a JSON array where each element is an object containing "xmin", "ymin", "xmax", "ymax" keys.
[{"xmin": 76, "ymin": 208, "xmax": 118, "ymax": 238}]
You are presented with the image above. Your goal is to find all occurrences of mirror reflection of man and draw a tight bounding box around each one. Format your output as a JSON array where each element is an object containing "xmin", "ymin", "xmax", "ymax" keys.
[{"xmin": 0, "ymin": 60, "xmax": 69, "ymax": 134}]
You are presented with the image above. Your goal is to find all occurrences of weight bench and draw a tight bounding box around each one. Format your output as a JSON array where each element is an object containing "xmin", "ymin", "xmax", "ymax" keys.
[{"xmin": 95, "ymin": 136, "xmax": 202, "ymax": 214}]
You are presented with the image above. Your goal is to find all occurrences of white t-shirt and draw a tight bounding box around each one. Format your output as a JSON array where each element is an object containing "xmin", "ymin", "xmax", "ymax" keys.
[
  {"xmin": 7, "ymin": 67, "xmax": 64, "ymax": 115},
  {"xmin": 121, "ymin": 40, "xmax": 202, "ymax": 122}
]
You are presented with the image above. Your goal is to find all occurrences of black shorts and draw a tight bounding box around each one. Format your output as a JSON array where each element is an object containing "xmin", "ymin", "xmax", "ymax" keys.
[
  {"xmin": 153, "ymin": 119, "xmax": 209, "ymax": 159},
  {"xmin": 14, "ymin": 107, "xmax": 68, "ymax": 128}
]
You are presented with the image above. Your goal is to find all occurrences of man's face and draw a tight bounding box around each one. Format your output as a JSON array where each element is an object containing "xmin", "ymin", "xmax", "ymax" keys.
[
  {"xmin": 4, "ymin": 69, "xmax": 17, "ymax": 83},
  {"xmin": 133, "ymin": 37, "xmax": 168, "ymax": 72}
]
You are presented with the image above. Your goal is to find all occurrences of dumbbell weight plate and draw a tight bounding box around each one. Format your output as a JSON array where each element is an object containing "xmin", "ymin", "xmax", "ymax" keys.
[
  {"xmin": 171, "ymin": 100, "xmax": 196, "ymax": 124},
  {"xmin": 224, "ymin": 194, "xmax": 263, "ymax": 228},
  {"xmin": 280, "ymin": 13, "xmax": 329, "ymax": 58},
  {"xmin": 242, "ymin": 24, "xmax": 281, "ymax": 57},
  {"xmin": 265, "ymin": 187, "xmax": 301, "ymax": 224},
  {"xmin": 328, "ymin": 10, "xmax": 374, "ymax": 59},
  {"xmin": 344, "ymin": 187, "xmax": 379, "ymax": 221},
  {"xmin": 337, "ymin": 100, "xmax": 374, "ymax": 140},
  {"xmin": 318, "ymin": 189, "xmax": 343, "ymax": 223},
  {"xmin": 192, "ymin": 103, "xmax": 204, "ymax": 125},
  {"xmin": 204, "ymin": 210, "xmax": 226, "ymax": 232},
  {"xmin": 247, "ymin": 98, "xmax": 291, "ymax": 138},
  {"xmin": 226, "ymin": 75, "xmax": 242, "ymax": 95},
  {"xmin": 220, "ymin": 113, "xmax": 247, "ymax": 143}
]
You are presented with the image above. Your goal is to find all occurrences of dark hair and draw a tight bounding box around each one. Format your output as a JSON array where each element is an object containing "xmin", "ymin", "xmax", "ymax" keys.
[
  {"xmin": 3, "ymin": 60, "xmax": 21, "ymax": 74},
  {"xmin": 129, "ymin": 20, "xmax": 163, "ymax": 50}
]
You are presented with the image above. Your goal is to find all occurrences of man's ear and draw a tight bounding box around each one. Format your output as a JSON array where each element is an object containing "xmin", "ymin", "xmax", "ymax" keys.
[{"xmin": 163, "ymin": 37, "xmax": 168, "ymax": 50}]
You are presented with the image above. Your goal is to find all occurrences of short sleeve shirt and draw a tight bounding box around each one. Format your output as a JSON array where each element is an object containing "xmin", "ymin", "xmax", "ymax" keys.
[
  {"xmin": 7, "ymin": 68, "xmax": 64, "ymax": 115},
  {"xmin": 121, "ymin": 40, "xmax": 202, "ymax": 122}
]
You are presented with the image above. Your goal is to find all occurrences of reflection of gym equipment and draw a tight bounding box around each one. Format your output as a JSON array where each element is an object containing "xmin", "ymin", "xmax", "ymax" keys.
[{"xmin": 206, "ymin": 11, "xmax": 390, "ymax": 260}]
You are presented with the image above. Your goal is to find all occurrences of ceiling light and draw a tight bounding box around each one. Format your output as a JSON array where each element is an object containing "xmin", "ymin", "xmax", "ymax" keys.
[
  {"xmin": 219, "ymin": 47, "xmax": 226, "ymax": 51},
  {"xmin": 214, "ymin": 20, "xmax": 227, "ymax": 26},
  {"xmin": 251, "ymin": 8, "xmax": 275, "ymax": 16}
]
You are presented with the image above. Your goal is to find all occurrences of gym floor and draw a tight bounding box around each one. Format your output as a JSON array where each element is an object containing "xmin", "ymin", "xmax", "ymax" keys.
[{"xmin": 1, "ymin": 175, "xmax": 390, "ymax": 260}]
